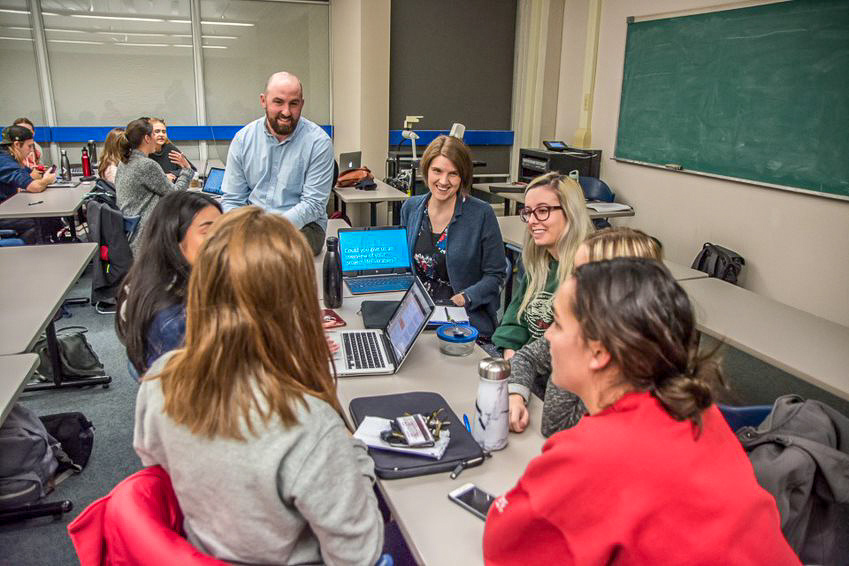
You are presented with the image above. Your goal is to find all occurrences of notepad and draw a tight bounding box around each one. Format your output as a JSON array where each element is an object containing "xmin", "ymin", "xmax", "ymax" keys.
[
  {"xmin": 586, "ymin": 202, "xmax": 632, "ymax": 213},
  {"xmin": 353, "ymin": 416, "xmax": 450, "ymax": 460},
  {"xmin": 428, "ymin": 306, "xmax": 469, "ymax": 326}
]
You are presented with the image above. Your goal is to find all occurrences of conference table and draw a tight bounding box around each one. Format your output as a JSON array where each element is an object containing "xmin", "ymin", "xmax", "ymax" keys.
[
  {"xmin": 0, "ymin": 243, "xmax": 111, "ymax": 390},
  {"xmin": 332, "ymin": 179, "xmax": 409, "ymax": 226},
  {"xmin": 0, "ymin": 180, "xmax": 95, "ymax": 242}
]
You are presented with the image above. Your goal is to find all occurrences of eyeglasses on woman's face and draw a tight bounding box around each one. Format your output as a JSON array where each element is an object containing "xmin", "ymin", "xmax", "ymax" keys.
[{"xmin": 519, "ymin": 204, "xmax": 564, "ymax": 223}]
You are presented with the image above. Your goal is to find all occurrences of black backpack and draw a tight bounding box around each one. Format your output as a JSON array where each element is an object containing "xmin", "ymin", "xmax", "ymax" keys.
[{"xmin": 691, "ymin": 242, "xmax": 745, "ymax": 285}]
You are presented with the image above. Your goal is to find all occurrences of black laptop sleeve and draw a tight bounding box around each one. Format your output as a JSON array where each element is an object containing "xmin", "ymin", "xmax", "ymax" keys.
[{"xmin": 349, "ymin": 391, "xmax": 485, "ymax": 479}]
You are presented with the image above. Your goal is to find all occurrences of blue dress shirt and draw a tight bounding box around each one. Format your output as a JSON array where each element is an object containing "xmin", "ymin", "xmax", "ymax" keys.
[
  {"xmin": 0, "ymin": 151, "xmax": 32, "ymax": 203},
  {"xmin": 220, "ymin": 116, "xmax": 334, "ymax": 231}
]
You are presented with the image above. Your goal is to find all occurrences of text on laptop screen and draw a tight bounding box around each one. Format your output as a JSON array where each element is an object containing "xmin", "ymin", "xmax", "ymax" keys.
[
  {"xmin": 338, "ymin": 229, "xmax": 410, "ymax": 272},
  {"xmin": 386, "ymin": 281, "xmax": 430, "ymax": 361},
  {"xmin": 203, "ymin": 168, "xmax": 225, "ymax": 195}
]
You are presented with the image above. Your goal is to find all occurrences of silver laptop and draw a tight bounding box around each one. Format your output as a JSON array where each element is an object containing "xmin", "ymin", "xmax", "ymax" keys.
[
  {"xmin": 330, "ymin": 277, "xmax": 435, "ymax": 376},
  {"xmin": 339, "ymin": 151, "xmax": 362, "ymax": 171}
]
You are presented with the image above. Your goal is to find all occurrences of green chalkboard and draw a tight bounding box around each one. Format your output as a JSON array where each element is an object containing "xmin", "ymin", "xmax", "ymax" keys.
[{"xmin": 615, "ymin": 0, "xmax": 849, "ymax": 199}]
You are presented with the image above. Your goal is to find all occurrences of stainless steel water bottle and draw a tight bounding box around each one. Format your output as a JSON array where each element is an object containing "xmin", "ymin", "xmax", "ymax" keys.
[
  {"xmin": 473, "ymin": 357, "xmax": 510, "ymax": 451},
  {"xmin": 323, "ymin": 236, "xmax": 343, "ymax": 308},
  {"xmin": 60, "ymin": 150, "xmax": 71, "ymax": 181}
]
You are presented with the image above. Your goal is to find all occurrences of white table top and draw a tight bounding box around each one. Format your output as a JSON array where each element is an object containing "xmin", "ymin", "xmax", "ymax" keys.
[
  {"xmin": 333, "ymin": 179, "xmax": 409, "ymax": 204},
  {"xmin": 663, "ymin": 260, "xmax": 709, "ymax": 281},
  {"xmin": 0, "ymin": 243, "xmax": 97, "ymax": 356},
  {"xmin": 0, "ymin": 180, "xmax": 94, "ymax": 219},
  {"xmin": 328, "ymin": 294, "xmax": 545, "ymax": 565},
  {"xmin": 0, "ymin": 353, "xmax": 39, "ymax": 426},
  {"xmin": 680, "ymin": 277, "xmax": 849, "ymax": 401}
]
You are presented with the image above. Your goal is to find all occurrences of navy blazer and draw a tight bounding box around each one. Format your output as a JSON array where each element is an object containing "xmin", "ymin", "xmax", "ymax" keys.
[{"xmin": 400, "ymin": 193, "xmax": 506, "ymax": 337}]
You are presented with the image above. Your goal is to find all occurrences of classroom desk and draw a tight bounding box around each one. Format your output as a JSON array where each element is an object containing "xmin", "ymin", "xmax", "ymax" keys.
[
  {"xmin": 327, "ymin": 294, "xmax": 545, "ymax": 565},
  {"xmin": 680, "ymin": 277, "xmax": 849, "ymax": 402},
  {"xmin": 663, "ymin": 261, "xmax": 709, "ymax": 281},
  {"xmin": 0, "ymin": 243, "xmax": 111, "ymax": 390},
  {"xmin": 0, "ymin": 180, "xmax": 94, "ymax": 242},
  {"xmin": 332, "ymin": 179, "xmax": 409, "ymax": 226},
  {"xmin": 0, "ymin": 353, "xmax": 38, "ymax": 425},
  {"xmin": 489, "ymin": 184, "xmax": 636, "ymax": 219}
]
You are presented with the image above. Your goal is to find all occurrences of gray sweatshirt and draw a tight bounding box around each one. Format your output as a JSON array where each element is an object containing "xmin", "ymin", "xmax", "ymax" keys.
[
  {"xmin": 133, "ymin": 354, "xmax": 384, "ymax": 565},
  {"xmin": 508, "ymin": 337, "xmax": 587, "ymax": 437},
  {"xmin": 115, "ymin": 149, "xmax": 192, "ymax": 254}
]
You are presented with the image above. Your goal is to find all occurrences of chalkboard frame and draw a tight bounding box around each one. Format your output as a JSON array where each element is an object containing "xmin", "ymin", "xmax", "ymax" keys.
[{"xmin": 613, "ymin": 0, "xmax": 849, "ymax": 203}]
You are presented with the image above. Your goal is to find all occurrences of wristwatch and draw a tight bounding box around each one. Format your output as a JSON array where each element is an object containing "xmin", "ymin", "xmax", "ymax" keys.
[{"xmin": 461, "ymin": 291, "xmax": 470, "ymax": 307}]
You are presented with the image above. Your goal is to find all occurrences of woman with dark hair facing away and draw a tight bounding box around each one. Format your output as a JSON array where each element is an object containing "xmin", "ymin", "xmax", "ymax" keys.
[
  {"xmin": 134, "ymin": 206, "xmax": 384, "ymax": 565},
  {"xmin": 399, "ymin": 134, "xmax": 506, "ymax": 337},
  {"xmin": 492, "ymin": 172, "xmax": 593, "ymax": 358},
  {"xmin": 484, "ymin": 259, "xmax": 800, "ymax": 565},
  {"xmin": 115, "ymin": 117, "xmax": 194, "ymax": 254},
  {"xmin": 116, "ymin": 191, "xmax": 222, "ymax": 376},
  {"xmin": 0, "ymin": 125, "xmax": 58, "ymax": 243},
  {"xmin": 148, "ymin": 117, "xmax": 195, "ymax": 181},
  {"xmin": 97, "ymin": 127, "xmax": 124, "ymax": 184}
]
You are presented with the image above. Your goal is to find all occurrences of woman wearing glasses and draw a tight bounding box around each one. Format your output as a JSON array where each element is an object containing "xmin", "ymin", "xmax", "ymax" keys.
[
  {"xmin": 492, "ymin": 172, "xmax": 593, "ymax": 358},
  {"xmin": 399, "ymin": 135, "xmax": 506, "ymax": 338}
]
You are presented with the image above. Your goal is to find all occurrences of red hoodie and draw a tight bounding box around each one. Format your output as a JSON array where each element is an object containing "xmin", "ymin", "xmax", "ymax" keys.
[{"xmin": 483, "ymin": 392, "xmax": 800, "ymax": 565}]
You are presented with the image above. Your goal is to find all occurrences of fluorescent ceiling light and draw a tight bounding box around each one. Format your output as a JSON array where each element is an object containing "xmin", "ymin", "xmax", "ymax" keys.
[
  {"xmin": 45, "ymin": 28, "xmax": 86, "ymax": 34},
  {"xmin": 48, "ymin": 39, "xmax": 104, "ymax": 45},
  {"xmin": 0, "ymin": 35, "xmax": 32, "ymax": 41},
  {"xmin": 201, "ymin": 21, "xmax": 254, "ymax": 27},
  {"xmin": 6, "ymin": 25, "xmax": 32, "ymax": 30},
  {"xmin": 0, "ymin": 8, "xmax": 29, "ymax": 15},
  {"xmin": 41, "ymin": 12, "xmax": 58, "ymax": 16},
  {"xmin": 172, "ymin": 34, "xmax": 237, "ymax": 39},
  {"xmin": 174, "ymin": 44, "xmax": 228, "ymax": 49},
  {"xmin": 71, "ymin": 14, "xmax": 164, "ymax": 23},
  {"xmin": 167, "ymin": 19, "xmax": 190, "ymax": 24},
  {"xmin": 97, "ymin": 31, "xmax": 168, "ymax": 37},
  {"xmin": 115, "ymin": 42, "xmax": 170, "ymax": 47}
]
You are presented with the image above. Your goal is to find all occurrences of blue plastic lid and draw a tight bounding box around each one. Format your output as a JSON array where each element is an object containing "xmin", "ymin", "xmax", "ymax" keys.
[{"xmin": 436, "ymin": 324, "xmax": 478, "ymax": 343}]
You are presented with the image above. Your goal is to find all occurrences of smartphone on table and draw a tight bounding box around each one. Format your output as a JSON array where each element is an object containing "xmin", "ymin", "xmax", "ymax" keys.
[{"xmin": 448, "ymin": 483, "xmax": 495, "ymax": 521}]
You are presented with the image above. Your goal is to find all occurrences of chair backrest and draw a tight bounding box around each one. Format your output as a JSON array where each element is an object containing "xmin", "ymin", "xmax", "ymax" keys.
[
  {"xmin": 578, "ymin": 176, "xmax": 615, "ymax": 203},
  {"xmin": 68, "ymin": 466, "xmax": 226, "ymax": 566}
]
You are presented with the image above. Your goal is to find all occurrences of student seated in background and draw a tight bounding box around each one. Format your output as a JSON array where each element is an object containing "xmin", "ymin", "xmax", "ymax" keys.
[
  {"xmin": 492, "ymin": 172, "xmax": 593, "ymax": 358},
  {"xmin": 399, "ymin": 135, "xmax": 506, "ymax": 338},
  {"xmin": 116, "ymin": 191, "xmax": 221, "ymax": 378},
  {"xmin": 115, "ymin": 117, "xmax": 194, "ymax": 254},
  {"xmin": 97, "ymin": 127, "xmax": 124, "ymax": 185},
  {"xmin": 0, "ymin": 125, "xmax": 59, "ymax": 244},
  {"xmin": 220, "ymin": 71, "xmax": 334, "ymax": 256},
  {"xmin": 147, "ymin": 117, "xmax": 195, "ymax": 182},
  {"xmin": 12, "ymin": 117, "xmax": 42, "ymax": 168},
  {"xmin": 508, "ymin": 227, "xmax": 663, "ymax": 437},
  {"xmin": 484, "ymin": 259, "xmax": 800, "ymax": 565},
  {"xmin": 134, "ymin": 207, "xmax": 384, "ymax": 565}
]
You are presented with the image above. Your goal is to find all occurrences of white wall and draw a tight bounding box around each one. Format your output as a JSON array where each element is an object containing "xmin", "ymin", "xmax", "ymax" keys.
[{"xmin": 556, "ymin": 0, "xmax": 849, "ymax": 327}]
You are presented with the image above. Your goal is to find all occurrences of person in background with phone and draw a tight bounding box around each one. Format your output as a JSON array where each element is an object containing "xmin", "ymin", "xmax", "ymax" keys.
[
  {"xmin": 134, "ymin": 206, "xmax": 384, "ymax": 565},
  {"xmin": 97, "ymin": 127, "xmax": 124, "ymax": 184},
  {"xmin": 147, "ymin": 117, "xmax": 195, "ymax": 182},
  {"xmin": 0, "ymin": 125, "xmax": 59, "ymax": 244},
  {"xmin": 12, "ymin": 117, "xmax": 42, "ymax": 168},
  {"xmin": 399, "ymin": 135, "xmax": 506, "ymax": 339},
  {"xmin": 508, "ymin": 227, "xmax": 663, "ymax": 437},
  {"xmin": 491, "ymin": 172, "xmax": 593, "ymax": 359},
  {"xmin": 484, "ymin": 259, "xmax": 799, "ymax": 565},
  {"xmin": 116, "ymin": 191, "xmax": 222, "ymax": 379}
]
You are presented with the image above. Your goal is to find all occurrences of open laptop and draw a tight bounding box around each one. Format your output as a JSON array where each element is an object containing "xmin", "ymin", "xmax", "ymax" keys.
[
  {"xmin": 330, "ymin": 277, "xmax": 435, "ymax": 376},
  {"xmin": 339, "ymin": 151, "xmax": 362, "ymax": 171},
  {"xmin": 202, "ymin": 167, "xmax": 225, "ymax": 197},
  {"xmin": 338, "ymin": 226, "xmax": 415, "ymax": 294}
]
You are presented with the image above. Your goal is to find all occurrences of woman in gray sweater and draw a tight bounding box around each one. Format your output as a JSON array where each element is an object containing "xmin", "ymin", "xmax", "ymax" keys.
[{"xmin": 115, "ymin": 117, "xmax": 193, "ymax": 254}]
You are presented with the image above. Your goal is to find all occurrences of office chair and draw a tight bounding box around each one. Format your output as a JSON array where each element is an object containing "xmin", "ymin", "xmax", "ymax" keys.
[
  {"xmin": 578, "ymin": 176, "xmax": 615, "ymax": 203},
  {"xmin": 718, "ymin": 404, "xmax": 772, "ymax": 432},
  {"xmin": 0, "ymin": 229, "xmax": 25, "ymax": 247}
]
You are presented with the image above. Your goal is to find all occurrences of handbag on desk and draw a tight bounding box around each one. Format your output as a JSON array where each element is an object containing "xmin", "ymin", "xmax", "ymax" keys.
[
  {"xmin": 691, "ymin": 242, "xmax": 745, "ymax": 285},
  {"xmin": 336, "ymin": 166, "xmax": 374, "ymax": 187}
]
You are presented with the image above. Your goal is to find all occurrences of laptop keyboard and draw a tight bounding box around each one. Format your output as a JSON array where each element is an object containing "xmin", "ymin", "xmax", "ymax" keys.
[
  {"xmin": 346, "ymin": 275, "xmax": 415, "ymax": 294},
  {"xmin": 343, "ymin": 332, "xmax": 387, "ymax": 369}
]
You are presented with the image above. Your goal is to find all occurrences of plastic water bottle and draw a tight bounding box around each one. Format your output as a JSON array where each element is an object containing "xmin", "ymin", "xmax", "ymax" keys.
[
  {"xmin": 60, "ymin": 150, "xmax": 71, "ymax": 181},
  {"xmin": 323, "ymin": 236, "xmax": 343, "ymax": 308},
  {"xmin": 473, "ymin": 357, "xmax": 510, "ymax": 451},
  {"xmin": 81, "ymin": 147, "xmax": 91, "ymax": 177}
]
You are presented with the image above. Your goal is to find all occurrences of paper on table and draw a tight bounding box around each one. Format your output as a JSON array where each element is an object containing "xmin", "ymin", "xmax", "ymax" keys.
[
  {"xmin": 586, "ymin": 202, "xmax": 632, "ymax": 213},
  {"xmin": 428, "ymin": 306, "xmax": 469, "ymax": 326},
  {"xmin": 354, "ymin": 416, "xmax": 450, "ymax": 460}
]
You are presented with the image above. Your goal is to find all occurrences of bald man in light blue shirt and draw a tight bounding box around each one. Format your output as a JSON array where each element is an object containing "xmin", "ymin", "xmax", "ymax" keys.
[{"xmin": 221, "ymin": 71, "xmax": 333, "ymax": 255}]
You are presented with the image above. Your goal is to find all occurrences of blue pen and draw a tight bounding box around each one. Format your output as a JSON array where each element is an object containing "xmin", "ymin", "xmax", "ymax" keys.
[{"xmin": 463, "ymin": 414, "xmax": 472, "ymax": 433}]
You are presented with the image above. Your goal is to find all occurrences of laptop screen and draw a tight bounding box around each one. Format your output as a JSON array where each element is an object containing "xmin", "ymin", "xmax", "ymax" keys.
[
  {"xmin": 338, "ymin": 228, "xmax": 410, "ymax": 272},
  {"xmin": 385, "ymin": 279, "xmax": 433, "ymax": 362},
  {"xmin": 203, "ymin": 167, "xmax": 225, "ymax": 195}
]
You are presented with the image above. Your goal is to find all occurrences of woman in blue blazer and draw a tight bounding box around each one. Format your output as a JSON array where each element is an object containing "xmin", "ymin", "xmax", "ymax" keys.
[{"xmin": 399, "ymin": 135, "xmax": 506, "ymax": 338}]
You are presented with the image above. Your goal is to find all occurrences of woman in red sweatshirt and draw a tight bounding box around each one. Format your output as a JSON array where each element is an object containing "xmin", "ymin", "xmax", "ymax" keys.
[{"xmin": 484, "ymin": 258, "xmax": 799, "ymax": 565}]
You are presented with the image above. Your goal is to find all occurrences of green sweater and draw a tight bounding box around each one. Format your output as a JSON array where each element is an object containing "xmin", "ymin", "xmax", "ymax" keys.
[{"xmin": 492, "ymin": 259, "xmax": 560, "ymax": 351}]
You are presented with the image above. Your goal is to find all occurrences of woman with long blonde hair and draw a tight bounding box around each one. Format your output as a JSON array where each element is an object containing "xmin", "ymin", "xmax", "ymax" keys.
[
  {"xmin": 492, "ymin": 172, "xmax": 593, "ymax": 358},
  {"xmin": 97, "ymin": 127, "xmax": 124, "ymax": 184},
  {"xmin": 133, "ymin": 207, "xmax": 383, "ymax": 565}
]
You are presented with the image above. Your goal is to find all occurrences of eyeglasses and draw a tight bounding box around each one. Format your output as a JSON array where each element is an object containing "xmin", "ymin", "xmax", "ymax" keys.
[{"xmin": 519, "ymin": 204, "xmax": 564, "ymax": 223}]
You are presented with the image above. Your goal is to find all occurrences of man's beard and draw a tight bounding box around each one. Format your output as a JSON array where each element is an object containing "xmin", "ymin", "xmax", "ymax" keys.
[{"xmin": 267, "ymin": 110, "xmax": 297, "ymax": 136}]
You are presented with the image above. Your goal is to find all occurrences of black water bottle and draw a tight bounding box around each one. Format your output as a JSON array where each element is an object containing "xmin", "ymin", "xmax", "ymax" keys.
[
  {"xmin": 323, "ymin": 237, "xmax": 343, "ymax": 308},
  {"xmin": 60, "ymin": 150, "xmax": 72, "ymax": 181}
]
